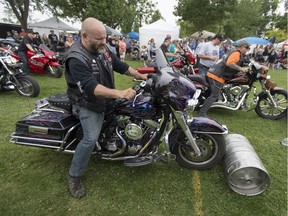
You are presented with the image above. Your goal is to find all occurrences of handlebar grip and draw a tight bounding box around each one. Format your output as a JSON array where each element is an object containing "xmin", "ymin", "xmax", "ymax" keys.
[{"xmin": 114, "ymin": 98, "xmax": 127, "ymax": 107}]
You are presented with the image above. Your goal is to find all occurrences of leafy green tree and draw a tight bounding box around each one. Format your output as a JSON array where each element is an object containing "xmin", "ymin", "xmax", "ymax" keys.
[
  {"xmin": 1, "ymin": 0, "xmax": 31, "ymax": 30},
  {"xmin": 223, "ymin": 0, "xmax": 263, "ymax": 39},
  {"xmin": 174, "ymin": 0, "xmax": 236, "ymax": 34},
  {"xmin": 39, "ymin": 0, "xmax": 155, "ymax": 32},
  {"xmin": 149, "ymin": 10, "xmax": 163, "ymax": 24}
]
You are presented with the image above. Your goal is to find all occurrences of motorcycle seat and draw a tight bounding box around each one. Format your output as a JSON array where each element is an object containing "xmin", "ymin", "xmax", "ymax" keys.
[
  {"xmin": 187, "ymin": 74, "xmax": 209, "ymax": 87},
  {"xmin": 47, "ymin": 93, "xmax": 72, "ymax": 112}
]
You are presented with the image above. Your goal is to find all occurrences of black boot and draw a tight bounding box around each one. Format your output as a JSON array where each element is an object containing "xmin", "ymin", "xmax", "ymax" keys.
[{"xmin": 68, "ymin": 175, "xmax": 86, "ymax": 198}]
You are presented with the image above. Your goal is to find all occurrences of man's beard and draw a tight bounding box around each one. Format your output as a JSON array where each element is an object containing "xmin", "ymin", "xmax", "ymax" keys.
[{"xmin": 88, "ymin": 43, "xmax": 106, "ymax": 53}]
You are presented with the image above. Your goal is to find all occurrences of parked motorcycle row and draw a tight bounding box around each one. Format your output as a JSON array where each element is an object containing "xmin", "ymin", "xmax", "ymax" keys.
[
  {"xmin": 0, "ymin": 45, "xmax": 40, "ymax": 97},
  {"xmin": 0, "ymin": 38, "xmax": 64, "ymax": 97},
  {"xmin": 137, "ymin": 47, "xmax": 287, "ymax": 120}
]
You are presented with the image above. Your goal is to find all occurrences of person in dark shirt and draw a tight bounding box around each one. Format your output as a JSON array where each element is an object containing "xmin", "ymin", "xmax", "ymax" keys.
[
  {"xmin": 160, "ymin": 38, "xmax": 179, "ymax": 61},
  {"xmin": 33, "ymin": 32, "xmax": 42, "ymax": 46},
  {"xmin": 65, "ymin": 17, "xmax": 147, "ymax": 199},
  {"xmin": 17, "ymin": 29, "xmax": 37, "ymax": 74},
  {"xmin": 48, "ymin": 29, "xmax": 58, "ymax": 52}
]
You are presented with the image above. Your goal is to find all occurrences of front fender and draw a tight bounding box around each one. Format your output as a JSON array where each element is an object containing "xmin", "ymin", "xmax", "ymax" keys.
[
  {"xmin": 189, "ymin": 116, "xmax": 228, "ymax": 134},
  {"xmin": 49, "ymin": 61, "xmax": 61, "ymax": 67}
]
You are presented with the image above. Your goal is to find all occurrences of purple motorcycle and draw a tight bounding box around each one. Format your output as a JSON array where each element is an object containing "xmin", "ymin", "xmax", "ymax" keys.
[{"xmin": 10, "ymin": 49, "xmax": 228, "ymax": 170}]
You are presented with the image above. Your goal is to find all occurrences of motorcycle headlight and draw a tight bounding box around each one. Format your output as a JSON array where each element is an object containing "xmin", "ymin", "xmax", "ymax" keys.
[{"xmin": 48, "ymin": 55, "xmax": 56, "ymax": 59}]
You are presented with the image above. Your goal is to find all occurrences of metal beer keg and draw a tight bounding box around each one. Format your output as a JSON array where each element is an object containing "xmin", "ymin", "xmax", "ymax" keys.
[{"xmin": 224, "ymin": 134, "xmax": 270, "ymax": 196}]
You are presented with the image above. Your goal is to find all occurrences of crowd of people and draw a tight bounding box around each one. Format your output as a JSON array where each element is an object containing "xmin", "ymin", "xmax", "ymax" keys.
[
  {"xmin": 4, "ymin": 29, "xmax": 80, "ymax": 52},
  {"xmin": 106, "ymin": 34, "xmax": 140, "ymax": 61}
]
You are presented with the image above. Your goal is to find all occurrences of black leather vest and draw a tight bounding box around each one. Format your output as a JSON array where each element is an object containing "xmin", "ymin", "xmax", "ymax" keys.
[
  {"xmin": 209, "ymin": 49, "xmax": 245, "ymax": 81},
  {"xmin": 64, "ymin": 41, "xmax": 114, "ymax": 112}
]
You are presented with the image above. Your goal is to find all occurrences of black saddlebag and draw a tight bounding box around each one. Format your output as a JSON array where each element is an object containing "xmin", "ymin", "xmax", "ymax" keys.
[{"xmin": 10, "ymin": 110, "xmax": 79, "ymax": 150}]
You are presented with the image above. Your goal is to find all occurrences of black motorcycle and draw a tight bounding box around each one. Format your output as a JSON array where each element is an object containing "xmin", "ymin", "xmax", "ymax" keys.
[
  {"xmin": 10, "ymin": 49, "xmax": 227, "ymax": 170},
  {"xmin": 0, "ymin": 48, "xmax": 40, "ymax": 97},
  {"xmin": 188, "ymin": 60, "xmax": 287, "ymax": 120}
]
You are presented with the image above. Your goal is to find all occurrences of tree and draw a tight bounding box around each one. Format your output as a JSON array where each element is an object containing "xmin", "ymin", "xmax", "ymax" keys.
[
  {"xmin": 174, "ymin": 0, "xmax": 236, "ymax": 34},
  {"xmin": 37, "ymin": 0, "xmax": 156, "ymax": 32},
  {"xmin": 1, "ymin": 0, "xmax": 31, "ymax": 30},
  {"xmin": 223, "ymin": 0, "xmax": 263, "ymax": 39},
  {"xmin": 149, "ymin": 10, "xmax": 163, "ymax": 24}
]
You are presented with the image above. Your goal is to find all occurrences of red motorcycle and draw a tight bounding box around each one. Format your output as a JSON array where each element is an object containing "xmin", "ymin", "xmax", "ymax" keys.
[
  {"xmin": 137, "ymin": 46, "xmax": 198, "ymax": 75},
  {"xmin": 10, "ymin": 44, "xmax": 63, "ymax": 78}
]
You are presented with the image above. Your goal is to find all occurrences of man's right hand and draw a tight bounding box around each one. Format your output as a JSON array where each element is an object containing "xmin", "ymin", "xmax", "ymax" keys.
[
  {"xmin": 118, "ymin": 88, "xmax": 136, "ymax": 100},
  {"xmin": 240, "ymin": 67, "xmax": 250, "ymax": 72}
]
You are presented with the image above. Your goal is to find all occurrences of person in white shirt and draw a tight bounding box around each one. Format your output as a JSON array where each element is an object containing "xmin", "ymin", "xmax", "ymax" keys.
[{"xmin": 198, "ymin": 33, "xmax": 224, "ymax": 75}]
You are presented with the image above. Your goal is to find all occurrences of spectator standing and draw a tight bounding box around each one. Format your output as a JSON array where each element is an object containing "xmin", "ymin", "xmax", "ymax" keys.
[
  {"xmin": 118, "ymin": 37, "xmax": 126, "ymax": 61},
  {"xmin": 268, "ymin": 47, "xmax": 277, "ymax": 70},
  {"xmin": 17, "ymin": 30, "xmax": 37, "ymax": 74},
  {"xmin": 114, "ymin": 35, "xmax": 120, "ymax": 58},
  {"xmin": 189, "ymin": 37, "xmax": 197, "ymax": 52},
  {"xmin": 106, "ymin": 36, "xmax": 117, "ymax": 54},
  {"xmin": 148, "ymin": 38, "xmax": 156, "ymax": 59},
  {"xmin": 33, "ymin": 32, "xmax": 42, "ymax": 46},
  {"xmin": 124, "ymin": 35, "xmax": 132, "ymax": 59},
  {"xmin": 41, "ymin": 34, "xmax": 49, "ymax": 46},
  {"xmin": 48, "ymin": 30, "xmax": 59, "ymax": 52},
  {"xmin": 64, "ymin": 35, "xmax": 75, "ymax": 51},
  {"xmin": 198, "ymin": 33, "xmax": 224, "ymax": 75}
]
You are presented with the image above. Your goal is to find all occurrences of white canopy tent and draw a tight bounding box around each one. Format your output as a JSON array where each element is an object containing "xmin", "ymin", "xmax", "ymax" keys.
[
  {"xmin": 29, "ymin": 17, "xmax": 79, "ymax": 36},
  {"xmin": 139, "ymin": 19, "xmax": 179, "ymax": 48}
]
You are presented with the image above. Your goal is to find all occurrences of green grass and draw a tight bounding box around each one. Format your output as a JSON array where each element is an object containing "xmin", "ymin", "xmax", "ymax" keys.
[{"xmin": 0, "ymin": 62, "xmax": 287, "ymax": 216}]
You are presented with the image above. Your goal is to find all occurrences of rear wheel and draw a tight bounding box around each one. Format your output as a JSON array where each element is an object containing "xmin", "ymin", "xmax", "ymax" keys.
[
  {"xmin": 45, "ymin": 65, "xmax": 63, "ymax": 78},
  {"xmin": 171, "ymin": 134, "xmax": 226, "ymax": 170},
  {"xmin": 15, "ymin": 75, "xmax": 40, "ymax": 97},
  {"xmin": 255, "ymin": 89, "xmax": 287, "ymax": 120}
]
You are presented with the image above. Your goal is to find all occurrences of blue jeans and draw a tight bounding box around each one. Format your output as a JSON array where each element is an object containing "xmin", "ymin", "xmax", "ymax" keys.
[
  {"xmin": 199, "ymin": 64, "xmax": 210, "ymax": 75},
  {"xmin": 18, "ymin": 51, "xmax": 29, "ymax": 74},
  {"xmin": 69, "ymin": 104, "xmax": 104, "ymax": 177}
]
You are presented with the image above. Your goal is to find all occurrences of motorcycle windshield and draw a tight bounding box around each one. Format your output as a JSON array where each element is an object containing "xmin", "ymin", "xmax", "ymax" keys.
[
  {"xmin": 39, "ymin": 44, "xmax": 53, "ymax": 52},
  {"xmin": 152, "ymin": 49, "xmax": 196, "ymax": 110},
  {"xmin": 155, "ymin": 48, "xmax": 170, "ymax": 70}
]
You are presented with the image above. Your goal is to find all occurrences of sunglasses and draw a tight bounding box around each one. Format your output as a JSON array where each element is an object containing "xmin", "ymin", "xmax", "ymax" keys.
[{"xmin": 243, "ymin": 46, "xmax": 250, "ymax": 50}]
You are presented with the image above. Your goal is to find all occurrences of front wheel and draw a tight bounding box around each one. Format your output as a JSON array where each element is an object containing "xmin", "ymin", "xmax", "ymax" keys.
[
  {"xmin": 15, "ymin": 75, "xmax": 40, "ymax": 97},
  {"xmin": 255, "ymin": 89, "xmax": 287, "ymax": 120},
  {"xmin": 171, "ymin": 134, "xmax": 226, "ymax": 170},
  {"xmin": 45, "ymin": 65, "xmax": 63, "ymax": 78}
]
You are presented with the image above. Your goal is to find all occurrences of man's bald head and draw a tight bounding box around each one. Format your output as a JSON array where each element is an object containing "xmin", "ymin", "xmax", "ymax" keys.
[
  {"xmin": 81, "ymin": 17, "xmax": 105, "ymax": 36},
  {"xmin": 81, "ymin": 17, "xmax": 107, "ymax": 53}
]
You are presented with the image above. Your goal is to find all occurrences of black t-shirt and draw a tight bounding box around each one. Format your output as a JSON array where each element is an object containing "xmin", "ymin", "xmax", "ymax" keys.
[
  {"xmin": 48, "ymin": 34, "xmax": 58, "ymax": 44},
  {"xmin": 18, "ymin": 35, "xmax": 34, "ymax": 52},
  {"xmin": 160, "ymin": 43, "xmax": 169, "ymax": 53},
  {"xmin": 66, "ymin": 51, "xmax": 129, "ymax": 98}
]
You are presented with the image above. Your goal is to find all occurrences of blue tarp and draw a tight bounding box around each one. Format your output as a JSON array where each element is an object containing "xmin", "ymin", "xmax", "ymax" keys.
[
  {"xmin": 233, "ymin": 36, "xmax": 270, "ymax": 45},
  {"xmin": 128, "ymin": 32, "xmax": 139, "ymax": 39}
]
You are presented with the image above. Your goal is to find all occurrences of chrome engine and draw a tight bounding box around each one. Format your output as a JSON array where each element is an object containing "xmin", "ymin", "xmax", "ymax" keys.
[
  {"xmin": 100, "ymin": 115, "xmax": 160, "ymax": 155},
  {"xmin": 221, "ymin": 84, "xmax": 249, "ymax": 107}
]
